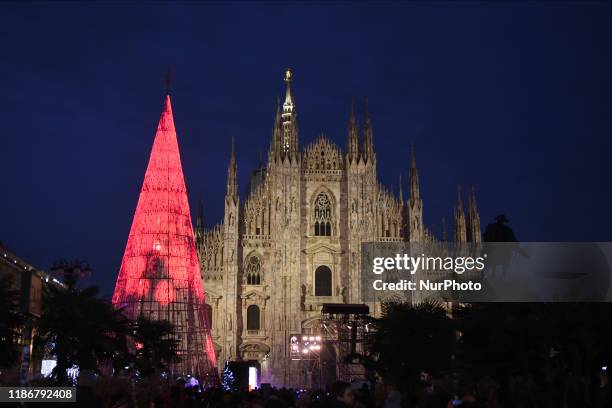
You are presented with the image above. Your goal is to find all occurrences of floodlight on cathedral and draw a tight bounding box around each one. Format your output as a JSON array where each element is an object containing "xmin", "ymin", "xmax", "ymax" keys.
[{"xmin": 112, "ymin": 94, "xmax": 217, "ymax": 381}]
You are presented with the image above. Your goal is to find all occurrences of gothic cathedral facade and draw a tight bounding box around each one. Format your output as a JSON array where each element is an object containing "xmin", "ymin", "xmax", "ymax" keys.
[{"xmin": 195, "ymin": 70, "xmax": 482, "ymax": 387}]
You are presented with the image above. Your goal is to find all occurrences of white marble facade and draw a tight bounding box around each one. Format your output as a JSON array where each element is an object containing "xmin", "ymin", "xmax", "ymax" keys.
[{"xmin": 195, "ymin": 70, "xmax": 481, "ymax": 387}]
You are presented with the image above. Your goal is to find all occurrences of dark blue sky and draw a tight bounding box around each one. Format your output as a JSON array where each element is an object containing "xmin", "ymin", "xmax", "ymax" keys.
[{"xmin": 1, "ymin": 2, "xmax": 610, "ymax": 297}]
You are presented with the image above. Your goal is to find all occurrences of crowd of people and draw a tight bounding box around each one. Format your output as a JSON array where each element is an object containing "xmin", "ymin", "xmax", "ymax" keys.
[
  {"xmin": 90, "ymin": 380, "xmax": 375, "ymax": 408},
  {"xmin": 7, "ymin": 367, "xmax": 611, "ymax": 408},
  {"xmin": 99, "ymin": 371, "xmax": 612, "ymax": 408},
  {"xmin": 72, "ymin": 377, "xmax": 495, "ymax": 408}
]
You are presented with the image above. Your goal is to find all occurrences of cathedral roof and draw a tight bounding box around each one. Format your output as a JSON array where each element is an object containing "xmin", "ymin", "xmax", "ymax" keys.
[{"xmin": 302, "ymin": 134, "xmax": 345, "ymax": 172}]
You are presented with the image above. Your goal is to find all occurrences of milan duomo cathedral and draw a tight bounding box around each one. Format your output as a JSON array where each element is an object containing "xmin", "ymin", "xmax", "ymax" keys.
[{"xmin": 195, "ymin": 70, "xmax": 482, "ymax": 386}]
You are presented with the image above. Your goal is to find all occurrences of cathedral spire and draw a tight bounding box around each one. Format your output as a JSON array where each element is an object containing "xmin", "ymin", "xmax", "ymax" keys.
[
  {"xmin": 196, "ymin": 200, "xmax": 204, "ymax": 236},
  {"xmin": 398, "ymin": 174, "xmax": 404, "ymax": 204},
  {"xmin": 455, "ymin": 184, "xmax": 464, "ymax": 211},
  {"xmin": 454, "ymin": 184, "xmax": 467, "ymax": 243},
  {"xmin": 280, "ymin": 68, "xmax": 298, "ymax": 161},
  {"xmin": 409, "ymin": 144, "xmax": 420, "ymax": 202},
  {"xmin": 283, "ymin": 68, "xmax": 294, "ymax": 109},
  {"xmin": 362, "ymin": 97, "xmax": 375, "ymax": 163},
  {"xmin": 195, "ymin": 200, "xmax": 205, "ymax": 253},
  {"xmin": 226, "ymin": 137, "xmax": 238, "ymax": 203},
  {"xmin": 269, "ymin": 97, "xmax": 282, "ymax": 161},
  {"xmin": 347, "ymin": 97, "xmax": 359, "ymax": 163},
  {"xmin": 407, "ymin": 145, "xmax": 423, "ymax": 241},
  {"xmin": 467, "ymin": 185, "xmax": 481, "ymax": 243}
]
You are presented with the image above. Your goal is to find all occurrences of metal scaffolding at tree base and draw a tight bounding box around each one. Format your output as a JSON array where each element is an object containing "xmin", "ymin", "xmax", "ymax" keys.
[{"xmin": 321, "ymin": 303, "xmax": 371, "ymax": 384}]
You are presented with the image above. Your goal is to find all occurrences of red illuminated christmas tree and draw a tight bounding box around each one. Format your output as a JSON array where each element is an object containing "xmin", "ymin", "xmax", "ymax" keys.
[{"xmin": 112, "ymin": 95, "xmax": 217, "ymax": 380}]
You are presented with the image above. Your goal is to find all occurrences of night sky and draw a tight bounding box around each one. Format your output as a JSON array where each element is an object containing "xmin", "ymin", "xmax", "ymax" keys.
[{"xmin": 1, "ymin": 3, "xmax": 610, "ymax": 298}]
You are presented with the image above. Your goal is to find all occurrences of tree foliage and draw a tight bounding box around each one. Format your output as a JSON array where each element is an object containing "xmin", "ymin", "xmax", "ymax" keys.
[
  {"xmin": 131, "ymin": 316, "xmax": 180, "ymax": 378},
  {"xmin": 366, "ymin": 300, "xmax": 455, "ymax": 389},
  {"xmin": 37, "ymin": 284, "xmax": 129, "ymax": 383}
]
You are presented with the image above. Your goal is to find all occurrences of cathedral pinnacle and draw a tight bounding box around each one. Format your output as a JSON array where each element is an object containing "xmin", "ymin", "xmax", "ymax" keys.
[
  {"xmin": 409, "ymin": 145, "xmax": 420, "ymax": 202},
  {"xmin": 454, "ymin": 184, "xmax": 467, "ymax": 243},
  {"xmin": 468, "ymin": 185, "xmax": 476, "ymax": 209},
  {"xmin": 195, "ymin": 200, "xmax": 205, "ymax": 248},
  {"xmin": 226, "ymin": 137, "xmax": 238, "ymax": 202},
  {"xmin": 269, "ymin": 98, "xmax": 282, "ymax": 160},
  {"xmin": 283, "ymin": 68, "xmax": 294, "ymax": 116},
  {"xmin": 467, "ymin": 185, "xmax": 481, "ymax": 243},
  {"xmin": 279, "ymin": 68, "xmax": 298, "ymax": 160},
  {"xmin": 196, "ymin": 200, "xmax": 204, "ymax": 231},
  {"xmin": 456, "ymin": 184, "xmax": 463, "ymax": 210},
  {"xmin": 407, "ymin": 145, "xmax": 424, "ymax": 242},
  {"xmin": 347, "ymin": 97, "xmax": 359, "ymax": 162},
  {"xmin": 362, "ymin": 97, "xmax": 375, "ymax": 163}
]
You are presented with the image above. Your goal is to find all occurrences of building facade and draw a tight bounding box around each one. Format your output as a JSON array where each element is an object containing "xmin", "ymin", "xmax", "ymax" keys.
[
  {"xmin": 195, "ymin": 70, "xmax": 482, "ymax": 387},
  {"xmin": 0, "ymin": 242, "xmax": 61, "ymax": 384}
]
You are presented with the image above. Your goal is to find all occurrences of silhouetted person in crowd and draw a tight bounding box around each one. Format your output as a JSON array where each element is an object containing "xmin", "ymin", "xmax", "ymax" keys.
[
  {"xmin": 331, "ymin": 381, "xmax": 355, "ymax": 408},
  {"xmin": 221, "ymin": 391, "xmax": 234, "ymax": 408},
  {"xmin": 383, "ymin": 383, "xmax": 401, "ymax": 408},
  {"xmin": 357, "ymin": 383, "xmax": 373, "ymax": 408},
  {"xmin": 109, "ymin": 393, "xmax": 134, "ymax": 408},
  {"xmin": 75, "ymin": 371, "xmax": 103, "ymax": 408},
  {"xmin": 593, "ymin": 367, "xmax": 612, "ymax": 408},
  {"xmin": 447, "ymin": 383, "xmax": 481, "ymax": 408}
]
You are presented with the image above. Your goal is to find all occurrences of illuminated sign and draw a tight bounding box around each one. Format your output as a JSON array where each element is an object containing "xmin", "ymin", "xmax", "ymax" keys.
[{"xmin": 289, "ymin": 333, "xmax": 322, "ymax": 360}]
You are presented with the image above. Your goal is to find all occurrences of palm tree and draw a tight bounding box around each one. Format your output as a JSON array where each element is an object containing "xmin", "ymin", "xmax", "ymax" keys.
[
  {"xmin": 37, "ymin": 284, "xmax": 129, "ymax": 383},
  {"xmin": 0, "ymin": 274, "xmax": 25, "ymax": 369},
  {"xmin": 131, "ymin": 316, "xmax": 180, "ymax": 378}
]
